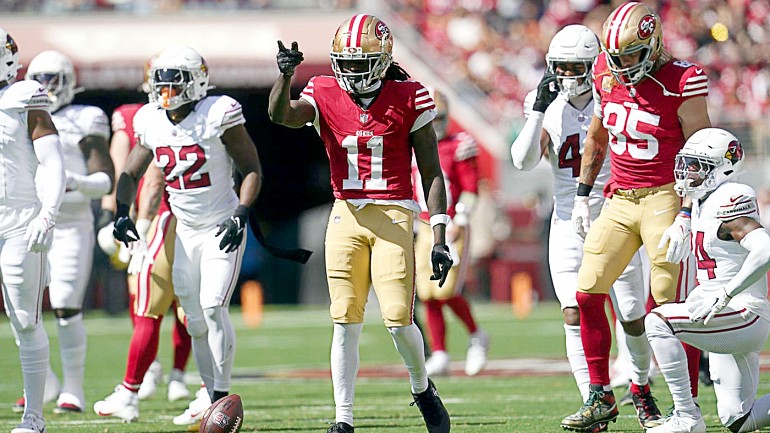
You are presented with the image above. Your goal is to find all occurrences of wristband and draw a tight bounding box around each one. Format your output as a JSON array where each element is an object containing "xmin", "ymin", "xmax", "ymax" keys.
[
  {"xmin": 234, "ymin": 205, "xmax": 250, "ymax": 227},
  {"xmin": 678, "ymin": 207, "xmax": 692, "ymax": 219},
  {"xmin": 577, "ymin": 183, "xmax": 593, "ymax": 197},
  {"xmin": 135, "ymin": 218, "xmax": 152, "ymax": 240},
  {"xmin": 430, "ymin": 214, "xmax": 451, "ymax": 228}
]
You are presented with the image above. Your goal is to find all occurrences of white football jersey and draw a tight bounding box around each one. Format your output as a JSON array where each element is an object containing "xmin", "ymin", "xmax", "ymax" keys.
[
  {"xmin": 0, "ymin": 81, "xmax": 49, "ymax": 215},
  {"xmin": 524, "ymin": 91, "xmax": 611, "ymax": 221},
  {"xmin": 134, "ymin": 95, "xmax": 244, "ymax": 228},
  {"xmin": 691, "ymin": 182, "xmax": 770, "ymax": 320},
  {"xmin": 36, "ymin": 104, "xmax": 109, "ymax": 224}
]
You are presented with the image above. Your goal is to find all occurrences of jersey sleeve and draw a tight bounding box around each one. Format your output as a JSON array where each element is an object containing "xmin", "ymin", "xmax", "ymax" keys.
[
  {"xmin": 299, "ymin": 76, "xmax": 320, "ymax": 127},
  {"xmin": 210, "ymin": 95, "xmax": 245, "ymax": 135},
  {"xmin": 77, "ymin": 106, "xmax": 110, "ymax": 139},
  {"xmin": 411, "ymin": 83, "xmax": 436, "ymax": 132},
  {"xmin": 715, "ymin": 184, "xmax": 759, "ymax": 222},
  {"xmin": 678, "ymin": 63, "xmax": 709, "ymax": 100},
  {"xmin": 0, "ymin": 80, "xmax": 50, "ymax": 112},
  {"xmin": 132, "ymin": 105, "xmax": 152, "ymax": 149}
]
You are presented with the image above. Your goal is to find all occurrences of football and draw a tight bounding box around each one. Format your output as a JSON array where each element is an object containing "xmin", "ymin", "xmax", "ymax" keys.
[{"xmin": 199, "ymin": 394, "xmax": 244, "ymax": 433}]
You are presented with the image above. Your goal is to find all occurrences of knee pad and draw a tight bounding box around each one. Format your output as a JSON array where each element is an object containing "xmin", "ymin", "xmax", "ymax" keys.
[
  {"xmin": 56, "ymin": 311, "xmax": 83, "ymax": 327},
  {"xmin": 203, "ymin": 306, "xmax": 224, "ymax": 323},
  {"xmin": 186, "ymin": 316, "xmax": 208, "ymax": 338},
  {"xmin": 54, "ymin": 308, "xmax": 81, "ymax": 320},
  {"xmin": 644, "ymin": 312, "xmax": 670, "ymax": 338},
  {"xmin": 9, "ymin": 310, "xmax": 37, "ymax": 334},
  {"xmin": 382, "ymin": 304, "xmax": 410, "ymax": 327},
  {"xmin": 329, "ymin": 297, "xmax": 362, "ymax": 323}
]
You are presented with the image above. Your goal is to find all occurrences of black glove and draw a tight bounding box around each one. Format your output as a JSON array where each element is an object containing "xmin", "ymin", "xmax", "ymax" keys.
[
  {"xmin": 216, "ymin": 205, "xmax": 248, "ymax": 253},
  {"xmin": 429, "ymin": 244, "xmax": 453, "ymax": 287},
  {"xmin": 96, "ymin": 209, "xmax": 115, "ymax": 230},
  {"xmin": 113, "ymin": 203, "xmax": 139, "ymax": 247},
  {"xmin": 532, "ymin": 71, "xmax": 558, "ymax": 113},
  {"xmin": 277, "ymin": 40, "xmax": 304, "ymax": 77}
]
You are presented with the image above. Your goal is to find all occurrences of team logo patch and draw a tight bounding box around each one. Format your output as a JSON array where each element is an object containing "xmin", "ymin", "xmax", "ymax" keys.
[
  {"xmin": 374, "ymin": 21, "xmax": 390, "ymax": 40},
  {"xmin": 359, "ymin": 113, "xmax": 368, "ymax": 123},
  {"xmin": 725, "ymin": 140, "xmax": 743, "ymax": 165},
  {"xmin": 602, "ymin": 75, "xmax": 615, "ymax": 92},
  {"xmin": 637, "ymin": 15, "xmax": 656, "ymax": 39},
  {"xmin": 213, "ymin": 412, "xmax": 230, "ymax": 428}
]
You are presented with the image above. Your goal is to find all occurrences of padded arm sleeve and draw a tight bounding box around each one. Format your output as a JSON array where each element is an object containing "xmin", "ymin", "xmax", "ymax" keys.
[
  {"xmin": 33, "ymin": 134, "xmax": 66, "ymax": 220},
  {"xmin": 725, "ymin": 228, "xmax": 770, "ymax": 297},
  {"xmin": 68, "ymin": 171, "xmax": 112, "ymax": 199},
  {"xmin": 510, "ymin": 111, "xmax": 544, "ymax": 171}
]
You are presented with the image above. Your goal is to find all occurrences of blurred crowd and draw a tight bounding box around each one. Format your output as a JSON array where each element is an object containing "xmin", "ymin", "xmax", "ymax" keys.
[
  {"xmin": 389, "ymin": 0, "xmax": 770, "ymax": 135},
  {"xmin": 0, "ymin": 0, "xmax": 354, "ymax": 12}
]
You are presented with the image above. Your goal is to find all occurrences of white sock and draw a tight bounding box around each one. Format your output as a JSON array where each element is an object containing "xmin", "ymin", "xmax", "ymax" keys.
[
  {"xmin": 645, "ymin": 313, "xmax": 698, "ymax": 415},
  {"xmin": 738, "ymin": 394, "xmax": 770, "ymax": 432},
  {"xmin": 331, "ymin": 323, "xmax": 362, "ymax": 427},
  {"xmin": 18, "ymin": 323, "xmax": 49, "ymax": 418},
  {"xmin": 387, "ymin": 324, "xmax": 428, "ymax": 394},
  {"xmin": 188, "ymin": 319, "xmax": 215, "ymax": 395},
  {"xmin": 612, "ymin": 318, "xmax": 631, "ymax": 383},
  {"xmin": 203, "ymin": 307, "xmax": 235, "ymax": 392},
  {"xmin": 564, "ymin": 324, "xmax": 589, "ymax": 402},
  {"xmin": 57, "ymin": 313, "xmax": 86, "ymax": 403},
  {"xmin": 625, "ymin": 331, "xmax": 652, "ymax": 387}
]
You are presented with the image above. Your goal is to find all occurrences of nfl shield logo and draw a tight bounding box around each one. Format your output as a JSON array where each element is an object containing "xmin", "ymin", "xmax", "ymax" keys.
[
  {"xmin": 602, "ymin": 76, "xmax": 614, "ymax": 93},
  {"xmin": 359, "ymin": 113, "xmax": 368, "ymax": 123}
]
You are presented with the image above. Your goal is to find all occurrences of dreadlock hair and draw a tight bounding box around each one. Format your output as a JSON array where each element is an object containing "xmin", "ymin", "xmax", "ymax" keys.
[{"xmin": 383, "ymin": 61, "xmax": 410, "ymax": 81}]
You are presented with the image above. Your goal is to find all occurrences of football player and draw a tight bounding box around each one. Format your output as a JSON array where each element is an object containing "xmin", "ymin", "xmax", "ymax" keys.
[
  {"xmin": 562, "ymin": 3, "xmax": 712, "ymax": 431},
  {"xmin": 22, "ymin": 50, "xmax": 114, "ymax": 414},
  {"xmin": 413, "ymin": 90, "xmax": 490, "ymax": 377},
  {"xmin": 0, "ymin": 28, "xmax": 67, "ymax": 433},
  {"xmin": 646, "ymin": 128, "xmax": 770, "ymax": 433},
  {"xmin": 511, "ymin": 24, "xmax": 660, "ymax": 428},
  {"xmin": 106, "ymin": 46, "xmax": 262, "ymax": 427},
  {"xmin": 268, "ymin": 14, "xmax": 451, "ymax": 433}
]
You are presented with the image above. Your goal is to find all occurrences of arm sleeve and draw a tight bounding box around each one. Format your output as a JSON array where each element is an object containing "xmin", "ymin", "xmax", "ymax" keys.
[
  {"xmin": 725, "ymin": 228, "xmax": 770, "ymax": 297},
  {"xmin": 33, "ymin": 134, "xmax": 66, "ymax": 220},
  {"xmin": 511, "ymin": 111, "xmax": 544, "ymax": 171},
  {"xmin": 68, "ymin": 171, "xmax": 112, "ymax": 198}
]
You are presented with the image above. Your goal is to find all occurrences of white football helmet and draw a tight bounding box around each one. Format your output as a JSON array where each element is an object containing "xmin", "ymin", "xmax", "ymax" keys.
[
  {"xmin": 330, "ymin": 14, "xmax": 393, "ymax": 94},
  {"xmin": 25, "ymin": 50, "xmax": 79, "ymax": 112},
  {"xmin": 149, "ymin": 46, "xmax": 210, "ymax": 110},
  {"xmin": 0, "ymin": 28, "xmax": 20, "ymax": 84},
  {"xmin": 546, "ymin": 25, "xmax": 600, "ymax": 98},
  {"xmin": 674, "ymin": 128, "xmax": 744, "ymax": 199}
]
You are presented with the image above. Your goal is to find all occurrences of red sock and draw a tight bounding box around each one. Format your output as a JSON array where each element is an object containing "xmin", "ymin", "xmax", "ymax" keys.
[
  {"xmin": 630, "ymin": 382, "xmax": 650, "ymax": 395},
  {"xmin": 424, "ymin": 300, "xmax": 447, "ymax": 352},
  {"xmin": 172, "ymin": 310, "xmax": 192, "ymax": 371},
  {"xmin": 445, "ymin": 295, "xmax": 478, "ymax": 334},
  {"xmin": 577, "ymin": 292, "xmax": 612, "ymax": 385},
  {"xmin": 123, "ymin": 316, "xmax": 163, "ymax": 388},
  {"xmin": 682, "ymin": 342, "xmax": 700, "ymax": 398}
]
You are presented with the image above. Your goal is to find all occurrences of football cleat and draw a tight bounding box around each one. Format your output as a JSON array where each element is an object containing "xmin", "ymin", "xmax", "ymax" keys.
[
  {"xmin": 12, "ymin": 370, "xmax": 60, "ymax": 413},
  {"xmin": 410, "ymin": 379, "xmax": 450, "ymax": 433},
  {"xmin": 561, "ymin": 385, "xmax": 618, "ymax": 432},
  {"xmin": 645, "ymin": 411, "xmax": 706, "ymax": 433},
  {"xmin": 53, "ymin": 393, "xmax": 84, "ymax": 414},
  {"xmin": 327, "ymin": 422, "xmax": 354, "ymax": 433},
  {"xmin": 631, "ymin": 384, "xmax": 663, "ymax": 428},
  {"xmin": 425, "ymin": 351, "xmax": 451, "ymax": 377},
  {"xmin": 173, "ymin": 386, "xmax": 211, "ymax": 428},
  {"xmin": 93, "ymin": 385, "xmax": 139, "ymax": 423},
  {"xmin": 465, "ymin": 329, "xmax": 490, "ymax": 376},
  {"xmin": 11, "ymin": 413, "xmax": 45, "ymax": 433},
  {"xmin": 167, "ymin": 368, "xmax": 190, "ymax": 402},
  {"xmin": 138, "ymin": 360, "xmax": 162, "ymax": 400}
]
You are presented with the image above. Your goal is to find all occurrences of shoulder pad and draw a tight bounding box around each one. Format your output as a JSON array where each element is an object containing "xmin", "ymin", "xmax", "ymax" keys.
[
  {"xmin": 413, "ymin": 82, "xmax": 435, "ymax": 112},
  {"xmin": 713, "ymin": 183, "xmax": 759, "ymax": 221},
  {"xmin": 0, "ymin": 80, "xmax": 50, "ymax": 111},
  {"xmin": 72, "ymin": 105, "xmax": 110, "ymax": 139},
  {"xmin": 202, "ymin": 95, "xmax": 245, "ymax": 130}
]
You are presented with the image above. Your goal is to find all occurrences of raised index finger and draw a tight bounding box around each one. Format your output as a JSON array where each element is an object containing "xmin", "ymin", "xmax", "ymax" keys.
[{"xmin": 277, "ymin": 40, "xmax": 287, "ymax": 52}]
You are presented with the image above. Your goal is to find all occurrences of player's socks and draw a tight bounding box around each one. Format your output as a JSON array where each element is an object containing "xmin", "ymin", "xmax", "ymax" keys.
[
  {"xmin": 423, "ymin": 300, "xmax": 446, "ymax": 351},
  {"xmin": 203, "ymin": 307, "xmax": 235, "ymax": 391},
  {"xmin": 57, "ymin": 313, "xmax": 86, "ymax": 404},
  {"xmin": 577, "ymin": 292, "xmax": 612, "ymax": 385},
  {"xmin": 18, "ymin": 323, "xmax": 49, "ymax": 418},
  {"xmin": 683, "ymin": 343, "xmax": 700, "ymax": 398},
  {"xmin": 445, "ymin": 295, "xmax": 478, "ymax": 334},
  {"xmin": 331, "ymin": 323, "xmax": 362, "ymax": 427},
  {"xmin": 564, "ymin": 324, "xmax": 589, "ymax": 402},
  {"xmin": 738, "ymin": 393, "xmax": 770, "ymax": 431},
  {"xmin": 388, "ymin": 324, "xmax": 429, "ymax": 394},
  {"xmin": 625, "ymin": 331, "xmax": 652, "ymax": 387},
  {"xmin": 172, "ymin": 312, "xmax": 192, "ymax": 371},
  {"xmin": 124, "ymin": 316, "xmax": 162, "ymax": 387},
  {"xmin": 189, "ymin": 317, "xmax": 215, "ymax": 393}
]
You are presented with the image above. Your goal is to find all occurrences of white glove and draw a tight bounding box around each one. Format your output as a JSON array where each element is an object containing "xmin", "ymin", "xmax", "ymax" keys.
[
  {"xmin": 65, "ymin": 170, "xmax": 79, "ymax": 192},
  {"xmin": 97, "ymin": 222, "xmax": 118, "ymax": 256},
  {"xmin": 24, "ymin": 214, "xmax": 55, "ymax": 252},
  {"xmin": 127, "ymin": 239, "xmax": 153, "ymax": 275},
  {"xmin": 658, "ymin": 214, "xmax": 691, "ymax": 263},
  {"xmin": 689, "ymin": 288, "xmax": 731, "ymax": 325},
  {"xmin": 571, "ymin": 196, "xmax": 591, "ymax": 238}
]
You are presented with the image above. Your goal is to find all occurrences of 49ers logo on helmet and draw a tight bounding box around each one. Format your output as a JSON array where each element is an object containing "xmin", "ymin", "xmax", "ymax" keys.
[
  {"xmin": 725, "ymin": 140, "xmax": 743, "ymax": 165},
  {"xmin": 374, "ymin": 21, "xmax": 390, "ymax": 41},
  {"xmin": 637, "ymin": 15, "xmax": 656, "ymax": 39}
]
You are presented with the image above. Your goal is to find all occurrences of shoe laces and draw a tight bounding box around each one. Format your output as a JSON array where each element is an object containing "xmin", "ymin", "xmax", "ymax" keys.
[
  {"xmin": 633, "ymin": 390, "xmax": 658, "ymax": 414},
  {"xmin": 410, "ymin": 386, "xmax": 443, "ymax": 425},
  {"xmin": 584, "ymin": 388, "xmax": 607, "ymax": 409}
]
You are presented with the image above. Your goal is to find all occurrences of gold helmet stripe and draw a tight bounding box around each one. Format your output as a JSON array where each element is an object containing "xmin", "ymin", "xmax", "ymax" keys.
[
  {"xmin": 606, "ymin": 2, "xmax": 638, "ymax": 51},
  {"xmin": 347, "ymin": 13, "xmax": 369, "ymax": 48}
]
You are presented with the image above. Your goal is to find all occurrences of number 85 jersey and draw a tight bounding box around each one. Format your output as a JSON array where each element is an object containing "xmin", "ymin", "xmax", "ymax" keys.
[
  {"xmin": 133, "ymin": 96, "xmax": 243, "ymax": 228},
  {"xmin": 300, "ymin": 76, "xmax": 435, "ymax": 200}
]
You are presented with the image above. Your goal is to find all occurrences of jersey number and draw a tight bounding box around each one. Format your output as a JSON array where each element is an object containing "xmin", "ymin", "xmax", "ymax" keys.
[
  {"xmin": 603, "ymin": 102, "xmax": 660, "ymax": 160},
  {"xmin": 694, "ymin": 231, "xmax": 717, "ymax": 280},
  {"xmin": 156, "ymin": 144, "xmax": 211, "ymax": 190},
  {"xmin": 558, "ymin": 134, "xmax": 582, "ymax": 178},
  {"xmin": 342, "ymin": 135, "xmax": 386, "ymax": 190}
]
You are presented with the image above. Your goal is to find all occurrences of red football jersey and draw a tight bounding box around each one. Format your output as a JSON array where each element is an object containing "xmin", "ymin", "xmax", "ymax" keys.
[
  {"xmin": 593, "ymin": 52, "xmax": 709, "ymax": 195},
  {"xmin": 111, "ymin": 103, "xmax": 170, "ymax": 213},
  {"xmin": 413, "ymin": 132, "xmax": 479, "ymax": 221},
  {"xmin": 301, "ymin": 76, "xmax": 435, "ymax": 200}
]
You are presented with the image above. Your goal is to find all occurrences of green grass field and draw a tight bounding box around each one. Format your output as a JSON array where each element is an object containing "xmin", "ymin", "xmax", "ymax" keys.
[{"xmin": 0, "ymin": 301, "xmax": 763, "ymax": 432}]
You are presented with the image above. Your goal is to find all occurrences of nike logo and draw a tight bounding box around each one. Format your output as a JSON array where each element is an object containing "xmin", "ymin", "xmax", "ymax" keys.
[
  {"xmin": 695, "ymin": 68, "xmax": 703, "ymax": 74},
  {"xmin": 729, "ymin": 195, "xmax": 743, "ymax": 203},
  {"xmin": 654, "ymin": 208, "xmax": 672, "ymax": 216},
  {"xmin": 391, "ymin": 219, "xmax": 408, "ymax": 224}
]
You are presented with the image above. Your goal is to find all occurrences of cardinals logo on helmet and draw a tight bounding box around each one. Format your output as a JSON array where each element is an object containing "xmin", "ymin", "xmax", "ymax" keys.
[
  {"xmin": 637, "ymin": 15, "xmax": 656, "ymax": 39},
  {"xmin": 725, "ymin": 140, "xmax": 743, "ymax": 165}
]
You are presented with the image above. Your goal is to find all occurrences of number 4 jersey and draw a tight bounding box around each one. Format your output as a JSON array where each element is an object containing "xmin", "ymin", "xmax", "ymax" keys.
[
  {"xmin": 300, "ymin": 76, "xmax": 435, "ymax": 201},
  {"xmin": 134, "ymin": 96, "xmax": 244, "ymax": 228},
  {"xmin": 593, "ymin": 52, "xmax": 709, "ymax": 195}
]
